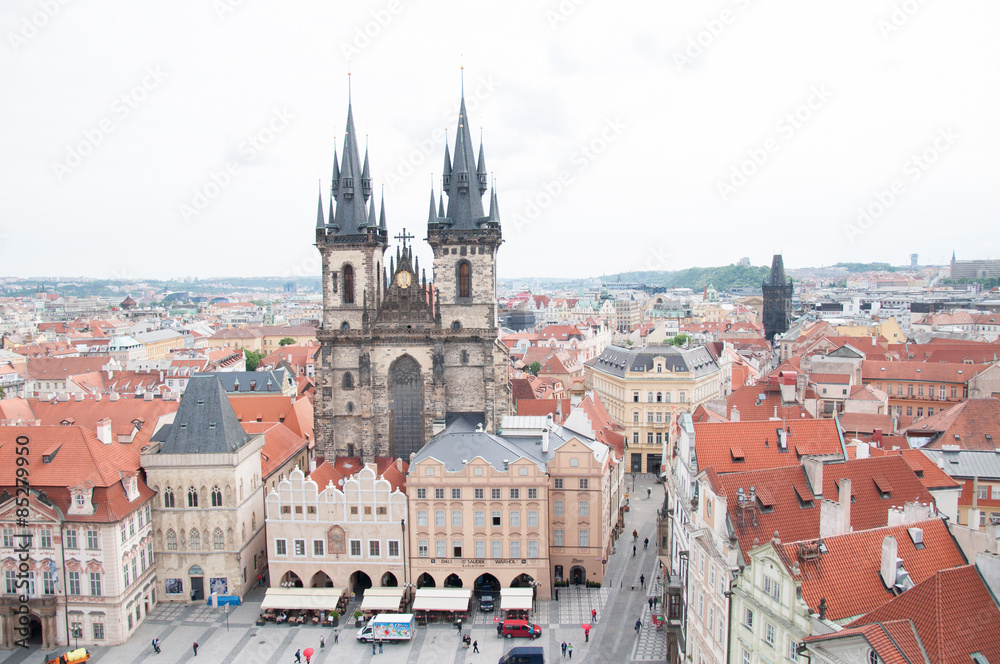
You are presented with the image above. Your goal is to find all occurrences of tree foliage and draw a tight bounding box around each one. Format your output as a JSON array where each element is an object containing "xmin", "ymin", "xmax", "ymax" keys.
[
  {"xmin": 671, "ymin": 334, "xmax": 690, "ymax": 347},
  {"xmin": 243, "ymin": 349, "xmax": 266, "ymax": 371},
  {"xmin": 278, "ymin": 337, "xmax": 296, "ymax": 346},
  {"xmin": 528, "ymin": 361, "xmax": 542, "ymax": 376}
]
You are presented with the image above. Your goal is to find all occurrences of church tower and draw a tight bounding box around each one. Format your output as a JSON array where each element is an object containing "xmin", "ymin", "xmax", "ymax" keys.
[{"xmin": 762, "ymin": 254, "xmax": 794, "ymax": 342}]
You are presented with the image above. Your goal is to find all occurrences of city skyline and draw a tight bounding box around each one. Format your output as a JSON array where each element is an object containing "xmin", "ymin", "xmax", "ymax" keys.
[{"xmin": 2, "ymin": 1, "xmax": 998, "ymax": 281}]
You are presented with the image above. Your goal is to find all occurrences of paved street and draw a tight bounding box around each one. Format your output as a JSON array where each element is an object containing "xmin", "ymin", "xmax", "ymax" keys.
[{"xmin": 0, "ymin": 476, "xmax": 667, "ymax": 664}]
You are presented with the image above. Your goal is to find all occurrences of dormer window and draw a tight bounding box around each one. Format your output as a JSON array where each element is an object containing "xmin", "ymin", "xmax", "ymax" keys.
[{"xmin": 75, "ymin": 494, "xmax": 85, "ymax": 507}]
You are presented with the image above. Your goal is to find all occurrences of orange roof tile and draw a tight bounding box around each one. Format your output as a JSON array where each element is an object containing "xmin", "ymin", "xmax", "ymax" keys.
[
  {"xmin": 694, "ymin": 419, "xmax": 843, "ymax": 473},
  {"xmin": 905, "ymin": 398, "xmax": 1000, "ymax": 450}
]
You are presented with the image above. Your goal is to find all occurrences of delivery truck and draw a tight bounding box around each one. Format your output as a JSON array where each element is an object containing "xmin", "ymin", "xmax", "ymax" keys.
[{"xmin": 356, "ymin": 613, "xmax": 416, "ymax": 642}]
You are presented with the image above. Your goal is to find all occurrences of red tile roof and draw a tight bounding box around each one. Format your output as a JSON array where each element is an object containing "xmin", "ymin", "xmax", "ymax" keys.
[
  {"xmin": 840, "ymin": 413, "xmax": 895, "ymax": 435},
  {"xmin": 26, "ymin": 356, "xmax": 110, "ymax": 380},
  {"xmin": 776, "ymin": 518, "xmax": 966, "ymax": 621},
  {"xmin": 811, "ymin": 373, "xmax": 852, "ymax": 384},
  {"xmin": 516, "ymin": 399, "xmax": 571, "ymax": 422},
  {"xmin": 242, "ymin": 422, "xmax": 309, "ymax": 479},
  {"xmin": 865, "ymin": 448, "xmax": 960, "ymax": 492},
  {"xmin": 905, "ymin": 397, "xmax": 1000, "ymax": 450},
  {"xmin": 310, "ymin": 457, "xmax": 408, "ymax": 493},
  {"xmin": 694, "ymin": 420, "xmax": 843, "ymax": 473},
  {"xmin": 848, "ymin": 564, "xmax": 1000, "ymax": 664},
  {"xmin": 802, "ymin": 620, "xmax": 926, "ymax": 664},
  {"xmin": 228, "ymin": 394, "xmax": 314, "ymax": 440},
  {"xmin": 725, "ymin": 383, "xmax": 814, "ymax": 422},
  {"xmin": 29, "ymin": 396, "xmax": 180, "ymax": 447},
  {"xmin": 862, "ymin": 360, "xmax": 986, "ymax": 384}
]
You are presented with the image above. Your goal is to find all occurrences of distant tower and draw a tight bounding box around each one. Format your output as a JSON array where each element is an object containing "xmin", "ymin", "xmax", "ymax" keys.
[
  {"xmin": 762, "ymin": 254, "xmax": 793, "ymax": 342},
  {"xmin": 910, "ymin": 253, "xmax": 918, "ymax": 269}
]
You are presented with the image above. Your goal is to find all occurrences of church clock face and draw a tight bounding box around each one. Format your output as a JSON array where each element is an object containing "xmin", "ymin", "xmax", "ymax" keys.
[{"xmin": 396, "ymin": 271, "xmax": 412, "ymax": 289}]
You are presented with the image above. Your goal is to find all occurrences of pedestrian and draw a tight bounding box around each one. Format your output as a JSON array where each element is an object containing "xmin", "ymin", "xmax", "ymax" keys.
[
  {"xmin": 372, "ymin": 641, "xmax": 376, "ymax": 655},
  {"xmin": 473, "ymin": 640, "xmax": 479, "ymax": 653},
  {"xmin": 584, "ymin": 627, "xmax": 590, "ymax": 642},
  {"xmin": 654, "ymin": 596, "xmax": 659, "ymax": 609},
  {"xmin": 378, "ymin": 640, "xmax": 383, "ymax": 654},
  {"xmin": 457, "ymin": 618, "xmax": 462, "ymax": 633},
  {"xmin": 561, "ymin": 641, "xmax": 567, "ymax": 657},
  {"xmin": 591, "ymin": 608, "xmax": 597, "ymax": 622},
  {"xmin": 640, "ymin": 574, "xmax": 645, "ymax": 589},
  {"xmin": 632, "ymin": 529, "xmax": 638, "ymax": 541},
  {"xmin": 305, "ymin": 655, "xmax": 311, "ymax": 664},
  {"xmin": 320, "ymin": 635, "xmax": 325, "ymax": 649},
  {"xmin": 647, "ymin": 487, "xmax": 651, "ymax": 498},
  {"xmin": 192, "ymin": 642, "xmax": 198, "ymax": 656},
  {"xmin": 497, "ymin": 622, "xmax": 503, "ymax": 638},
  {"xmin": 644, "ymin": 537, "xmax": 649, "ymax": 550},
  {"xmin": 635, "ymin": 618, "xmax": 642, "ymax": 633},
  {"xmin": 294, "ymin": 649, "xmax": 302, "ymax": 663},
  {"xmin": 648, "ymin": 597, "xmax": 653, "ymax": 610},
  {"xmin": 568, "ymin": 643, "xmax": 573, "ymax": 659},
  {"xmin": 151, "ymin": 638, "xmax": 160, "ymax": 654},
  {"xmin": 633, "ymin": 544, "xmax": 636, "ymax": 556},
  {"xmin": 334, "ymin": 629, "xmax": 339, "ymax": 644}
]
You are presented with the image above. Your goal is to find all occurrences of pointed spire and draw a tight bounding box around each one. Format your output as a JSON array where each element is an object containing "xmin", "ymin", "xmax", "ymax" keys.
[
  {"xmin": 378, "ymin": 188, "xmax": 387, "ymax": 230},
  {"xmin": 315, "ymin": 181, "xmax": 325, "ymax": 230},
  {"xmin": 330, "ymin": 96, "xmax": 370, "ymax": 235},
  {"xmin": 488, "ymin": 186, "xmax": 500, "ymax": 224},
  {"xmin": 440, "ymin": 75, "xmax": 487, "ymax": 229},
  {"xmin": 360, "ymin": 191, "xmax": 375, "ymax": 230},
  {"xmin": 438, "ymin": 192, "xmax": 445, "ymax": 218},
  {"xmin": 442, "ymin": 135, "xmax": 452, "ymax": 185},
  {"xmin": 361, "ymin": 142, "xmax": 373, "ymax": 201},
  {"xmin": 476, "ymin": 132, "xmax": 488, "ymax": 195},
  {"xmin": 428, "ymin": 186, "xmax": 438, "ymax": 224},
  {"xmin": 331, "ymin": 147, "xmax": 340, "ymax": 193}
]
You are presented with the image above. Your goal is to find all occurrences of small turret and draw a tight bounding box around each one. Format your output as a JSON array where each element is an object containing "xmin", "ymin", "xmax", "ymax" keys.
[{"xmin": 476, "ymin": 136, "xmax": 488, "ymax": 195}]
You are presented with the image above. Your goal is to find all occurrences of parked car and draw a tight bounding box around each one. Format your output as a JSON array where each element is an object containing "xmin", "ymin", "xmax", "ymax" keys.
[
  {"xmin": 480, "ymin": 594, "xmax": 495, "ymax": 612},
  {"xmin": 498, "ymin": 646, "xmax": 545, "ymax": 664},
  {"xmin": 500, "ymin": 619, "xmax": 542, "ymax": 639}
]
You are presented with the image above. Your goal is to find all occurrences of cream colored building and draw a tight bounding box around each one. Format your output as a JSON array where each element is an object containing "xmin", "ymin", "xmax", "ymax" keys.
[
  {"xmin": 265, "ymin": 461, "xmax": 407, "ymax": 595},
  {"xmin": 585, "ymin": 345, "xmax": 722, "ymax": 474}
]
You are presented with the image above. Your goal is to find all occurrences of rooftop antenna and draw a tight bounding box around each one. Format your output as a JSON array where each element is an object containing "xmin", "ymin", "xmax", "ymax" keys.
[
  {"xmin": 460, "ymin": 57, "xmax": 465, "ymax": 97},
  {"xmin": 347, "ymin": 65, "xmax": 352, "ymax": 104}
]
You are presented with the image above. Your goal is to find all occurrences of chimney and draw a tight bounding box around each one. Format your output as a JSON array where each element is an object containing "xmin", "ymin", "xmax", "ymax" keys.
[
  {"xmin": 309, "ymin": 458, "xmax": 316, "ymax": 473},
  {"xmin": 730, "ymin": 406, "xmax": 740, "ymax": 422},
  {"xmin": 96, "ymin": 418, "xmax": 112, "ymax": 445},
  {"xmin": 970, "ymin": 507, "xmax": 982, "ymax": 530},
  {"xmin": 880, "ymin": 536, "xmax": 899, "ymax": 588},
  {"xmin": 855, "ymin": 441, "xmax": 870, "ymax": 459},
  {"xmin": 778, "ymin": 371, "xmax": 796, "ymax": 403},
  {"xmin": 802, "ymin": 457, "xmax": 824, "ymax": 497},
  {"xmin": 795, "ymin": 373, "xmax": 807, "ymax": 404},
  {"xmin": 839, "ymin": 478, "xmax": 852, "ymax": 529},
  {"xmin": 396, "ymin": 457, "xmax": 404, "ymax": 473},
  {"xmin": 873, "ymin": 428, "xmax": 883, "ymax": 446},
  {"xmin": 542, "ymin": 429, "xmax": 550, "ymax": 453}
]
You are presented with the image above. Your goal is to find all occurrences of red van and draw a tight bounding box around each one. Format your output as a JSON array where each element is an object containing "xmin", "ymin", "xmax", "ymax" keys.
[{"xmin": 501, "ymin": 619, "xmax": 542, "ymax": 639}]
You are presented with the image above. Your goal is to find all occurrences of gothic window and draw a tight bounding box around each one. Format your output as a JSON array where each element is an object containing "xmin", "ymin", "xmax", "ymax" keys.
[
  {"xmin": 213, "ymin": 528, "xmax": 224, "ymax": 550},
  {"xmin": 331, "ymin": 272, "xmax": 338, "ymax": 293},
  {"xmin": 461, "ymin": 350, "xmax": 469, "ymax": 365},
  {"xmin": 389, "ymin": 355, "xmax": 424, "ymax": 461},
  {"xmin": 457, "ymin": 261, "xmax": 472, "ymax": 299},
  {"xmin": 452, "ymin": 320, "xmax": 462, "ymax": 331},
  {"xmin": 189, "ymin": 529, "xmax": 200, "ymax": 550},
  {"xmin": 343, "ymin": 265, "xmax": 355, "ymax": 304},
  {"xmin": 187, "ymin": 487, "xmax": 198, "ymax": 508},
  {"xmin": 346, "ymin": 402, "xmax": 354, "ymax": 413},
  {"xmin": 343, "ymin": 372, "xmax": 354, "ymax": 390},
  {"xmin": 341, "ymin": 321, "xmax": 350, "ymax": 330},
  {"xmin": 165, "ymin": 530, "xmax": 177, "ymax": 551},
  {"xmin": 162, "ymin": 487, "xmax": 174, "ymax": 508},
  {"xmin": 211, "ymin": 486, "xmax": 222, "ymax": 507}
]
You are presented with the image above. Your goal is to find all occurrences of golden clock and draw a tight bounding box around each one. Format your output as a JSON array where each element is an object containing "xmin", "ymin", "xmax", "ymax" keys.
[{"xmin": 396, "ymin": 271, "xmax": 412, "ymax": 289}]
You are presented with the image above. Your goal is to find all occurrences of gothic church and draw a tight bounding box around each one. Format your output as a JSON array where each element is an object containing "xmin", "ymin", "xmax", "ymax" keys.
[{"xmin": 313, "ymin": 83, "xmax": 511, "ymax": 462}]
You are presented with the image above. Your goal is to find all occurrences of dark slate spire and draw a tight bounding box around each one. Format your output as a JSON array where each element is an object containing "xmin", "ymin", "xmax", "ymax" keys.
[
  {"xmin": 361, "ymin": 143, "xmax": 373, "ymax": 202},
  {"xmin": 159, "ymin": 375, "xmax": 250, "ymax": 454},
  {"xmin": 331, "ymin": 103, "xmax": 370, "ymax": 234},
  {"xmin": 331, "ymin": 147, "xmax": 340, "ymax": 191},
  {"xmin": 438, "ymin": 192, "xmax": 445, "ymax": 218},
  {"xmin": 769, "ymin": 254, "xmax": 786, "ymax": 285},
  {"xmin": 441, "ymin": 90, "xmax": 487, "ymax": 229},
  {"xmin": 476, "ymin": 136, "xmax": 488, "ymax": 195},
  {"xmin": 428, "ymin": 187, "xmax": 438, "ymax": 225},
  {"xmin": 488, "ymin": 186, "xmax": 500, "ymax": 223},
  {"xmin": 442, "ymin": 139, "xmax": 452, "ymax": 184},
  {"xmin": 360, "ymin": 191, "xmax": 375, "ymax": 230},
  {"xmin": 315, "ymin": 182, "xmax": 325, "ymax": 230},
  {"xmin": 379, "ymin": 189, "xmax": 387, "ymax": 230}
]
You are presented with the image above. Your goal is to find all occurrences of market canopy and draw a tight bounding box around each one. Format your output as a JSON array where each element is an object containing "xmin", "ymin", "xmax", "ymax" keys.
[
  {"xmin": 500, "ymin": 587, "xmax": 533, "ymax": 611},
  {"xmin": 261, "ymin": 587, "xmax": 346, "ymax": 611},
  {"xmin": 360, "ymin": 587, "xmax": 406, "ymax": 612},
  {"xmin": 412, "ymin": 588, "xmax": 472, "ymax": 612}
]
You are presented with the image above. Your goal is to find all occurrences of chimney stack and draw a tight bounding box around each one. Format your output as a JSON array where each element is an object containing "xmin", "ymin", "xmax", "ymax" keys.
[
  {"xmin": 96, "ymin": 418, "xmax": 112, "ymax": 445},
  {"xmin": 880, "ymin": 536, "xmax": 899, "ymax": 588},
  {"xmin": 731, "ymin": 406, "xmax": 740, "ymax": 422},
  {"xmin": 839, "ymin": 478, "xmax": 852, "ymax": 530},
  {"xmin": 802, "ymin": 457, "xmax": 824, "ymax": 498}
]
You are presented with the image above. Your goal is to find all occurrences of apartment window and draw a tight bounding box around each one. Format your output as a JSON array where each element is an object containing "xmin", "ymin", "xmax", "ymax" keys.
[
  {"xmin": 510, "ymin": 511, "xmax": 521, "ymax": 527},
  {"xmin": 579, "ymin": 479, "xmax": 589, "ymax": 489},
  {"xmin": 554, "ymin": 500, "xmax": 564, "ymax": 516},
  {"xmin": 1, "ymin": 529, "xmax": 11, "ymax": 548},
  {"xmin": 452, "ymin": 511, "xmax": 462, "ymax": 527},
  {"xmin": 377, "ymin": 506, "xmax": 387, "ymax": 516},
  {"xmin": 647, "ymin": 412, "xmax": 654, "ymax": 424},
  {"xmin": 370, "ymin": 541, "xmax": 380, "ymax": 557},
  {"xmin": 554, "ymin": 479, "xmax": 564, "ymax": 489},
  {"xmin": 743, "ymin": 607, "xmax": 754, "ymax": 629},
  {"xmin": 656, "ymin": 412, "xmax": 663, "ymax": 423},
  {"xmin": 528, "ymin": 540, "xmax": 538, "ymax": 558},
  {"xmin": 907, "ymin": 384, "xmax": 914, "ymax": 396},
  {"xmin": 435, "ymin": 488, "xmax": 445, "ymax": 500},
  {"xmin": 992, "ymin": 486, "xmax": 1000, "ymax": 501},
  {"xmin": 633, "ymin": 392, "xmax": 639, "ymax": 402},
  {"xmin": 491, "ymin": 488, "xmax": 502, "ymax": 500},
  {"xmin": 510, "ymin": 540, "xmax": 521, "ymax": 558},
  {"xmin": 679, "ymin": 391, "xmax": 686, "ymax": 402},
  {"xmin": 633, "ymin": 412, "xmax": 640, "ymax": 423},
  {"xmin": 350, "ymin": 540, "xmax": 362, "ymax": 556},
  {"xmin": 633, "ymin": 432, "xmax": 639, "ymax": 445},
  {"xmin": 510, "ymin": 488, "xmax": 520, "ymax": 499},
  {"xmin": 763, "ymin": 575, "xmax": 780, "ymax": 601},
  {"xmin": 388, "ymin": 540, "xmax": 400, "ymax": 557},
  {"xmin": 917, "ymin": 407, "xmax": 923, "ymax": 417},
  {"xmin": 492, "ymin": 540, "xmax": 502, "ymax": 558},
  {"xmin": 453, "ymin": 541, "xmax": 462, "ymax": 558},
  {"xmin": 416, "ymin": 488, "xmax": 427, "ymax": 499},
  {"xmin": 123, "ymin": 565, "xmax": 130, "ymax": 589},
  {"xmin": 435, "ymin": 510, "xmax": 445, "ymax": 527},
  {"xmin": 528, "ymin": 488, "xmax": 538, "ymax": 499},
  {"xmin": 951, "ymin": 387, "xmax": 958, "ymax": 398},
  {"xmin": 579, "ymin": 530, "xmax": 589, "ymax": 547},
  {"xmin": 93, "ymin": 623, "xmax": 105, "ymax": 640},
  {"xmin": 765, "ymin": 622, "xmax": 775, "ymax": 646},
  {"xmin": 89, "ymin": 572, "xmax": 102, "ymax": 597},
  {"xmin": 492, "ymin": 511, "xmax": 502, "ymax": 526},
  {"xmin": 452, "ymin": 488, "xmax": 462, "ymax": 500},
  {"xmin": 67, "ymin": 571, "xmax": 80, "ymax": 596},
  {"xmin": 294, "ymin": 539, "xmax": 305, "ymax": 556},
  {"xmin": 416, "ymin": 510, "xmax": 428, "ymax": 527},
  {"xmin": 475, "ymin": 510, "xmax": 485, "ymax": 527},
  {"xmin": 788, "ymin": 640, "xmax": 799, "ymax": 661},
  {"xmin": 579, "ymin": 501, "xmax": 589, "ymax": 517},
  {"xmin": 475, "ymin": 488, "xmax": 485, "ymax": 499},
  {"xmin": 710, "ymin": 565, "xmax": 716, "ymax": 588},
  {"xmin": 939, "ymin": 385, "xmax": 947, "ymax": 399},
  {"xmin": 918, "ymin": 384, "xmax": 924, "ymax": 396},
  {"xmin": 418, "ymin": 540, "xmax": 428, "ymax": 557},
  {"xmin": 528, "ymin": 510, "xmax": 539, "ymax": 527},
  {"xmin": 120, "ymin": 524, "xmax": 127, "ymax": 543},
  {"xmin": 3, "ymin": 570, "xmax": 14, "ymax": 594},
  {"xmin": 554, "ymin": 529, "xmax": 564, "ymax": 546},
  {"xmin": 742, "ymin": 648, "xmax": 751, "ymax": 664},
  {"xmin": 978, "ymin": 485, "xmax": 989, "ymax": 500},
  {"xmin": 906, "ymin": 406, "xmax": 913, "ymax": 416},
  {"xmin": 313, "ymin": 540, "xmax": 324, "ymax": 556},
  {"xmin": 475, "ymin": 540, "xmax": 486, "ymax": 558},
  {"xmin": 436, "ymin": 540, "xmax": 446, "ymax": 558},
  {"xmin": 86, "ymin": 529, "xmax": 99, "ymax": 549}
]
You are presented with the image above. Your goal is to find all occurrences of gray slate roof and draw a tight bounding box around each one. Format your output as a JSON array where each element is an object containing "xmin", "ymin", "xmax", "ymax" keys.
[
  {"xmin": 156, "ymin": 375, "xmax": 251, "ymax": 454},
  {"xmin": 585, "ymin": 345, "xmax": 720, "ymax": 379},
  {"xmin": 196, "ymin": 369, "xmax": 290, "ymax": 393},
  {"xmin": 921, "ymin": 449, "xmax": 1000, "ymax": 479}
]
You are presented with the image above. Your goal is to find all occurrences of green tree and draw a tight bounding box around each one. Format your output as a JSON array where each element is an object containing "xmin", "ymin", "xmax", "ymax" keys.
[
  {"xmin": 528, "ymin": 361, "xmax": 542, "ymax": 376},
  {"xmin": 244, "ymin": 349, "xmax": 266, "ymax": 371},
  {"xmin": 671, "ymin": 334, "xmax": 690, "ymax": 347},
  {"xmin": 278, "ymin": 337, "xmax": 295, "ymax": 347},
  {"xmin": 0, "ymin": 386, "xmax": 5, "ymax": 399}
]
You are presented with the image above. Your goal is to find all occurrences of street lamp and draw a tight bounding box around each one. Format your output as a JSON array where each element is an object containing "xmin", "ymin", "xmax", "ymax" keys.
[{"xmin": 71, "ymin": 626, "xmax": 82, "ymax": 649}]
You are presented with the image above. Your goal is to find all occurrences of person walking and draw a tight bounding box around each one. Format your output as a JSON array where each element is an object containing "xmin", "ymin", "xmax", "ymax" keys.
[
  {"xmin": 633, "ymin": 544, "xmax": 636, "ymax": 557},
  {"xmin": 192, "ymin": 642, "xmax": 199, "ymax": 656},
  {"xmin": 497, "ymin": 622, "xmax": 503, "ymax": 638},
  {"xmin": 584, "ymin": 627, "xmax": 590, "ymax": 642},
  {"xmin": 305, "ymin": 654, "xmax": 312, "ymax": 664},
  {"xmin": 372, "ymin": 641, "xmax": 376, "ymax": 655},
  {"xmin": 457, "ymin": 618, "xmax": 462, "ymax": 633},
  {"xmin": 632, "ymin": 529, "xmax": 638, "ymax": 541},
  {"xmin": 647, "ymin": 487, "xmax": 651, "ymax": 499},
  {"xmin": 640, "ymin": 574, "xmax": 645, "ymax": 589},
  {"xmin": 567, "ymin": 643, "xmax": 573, "ymax": 659},
  {"xmin": 635, "ymin": 618, "xmax": 642, "ymax": 633},
  {"xmin": 334, "ymin": 629, "xmax": 339, "ymax": 644},
  {"xmin": 151, "ymin": 638, "xmax": 160, "ymax": 654},
  {"xmin": 644, "ymin": 537, "xmax": 649, "ymax": 550},
  {"xmin": 648, "ymin": 597, "xmax": 654, "ymax": 610},
  {"xmin": 320, "ymin": 635, "xmax": 325, "ymax": 649},
  {"xmin": 378, "ymin": 640, "xmax": 383, "ymax": 654},
  {"xmin": 561, "ymin": 641, "xmax": 567, "ymax": 657},
  {"xmin": 591, "ymin": 608, "xmax": 597, "ymax": 622},
  {"xmin": 294, "ymin": 649, "xmax": 302, "ymax": 663},
  {"xmin": 473, "ymin": 640, "xmax": 479, "ymax": 653}
]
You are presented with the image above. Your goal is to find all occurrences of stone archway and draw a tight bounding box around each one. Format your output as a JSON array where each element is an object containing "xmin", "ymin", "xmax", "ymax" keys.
[
  {"xmin": 570, "ymin": 566, "xmax": 586, "ymax": 586},
  {"xmin": 311, "ymin": 571, "xmax": 333, "ymax": 588},
  {"xmin": 281, "ymin": 571, "xmax": 303, "ymax": 588},
  {"xmin": 416, "ymin": 573, "xmax": 436, "ymax": 589},
  {"xmin": 443, "ymin": 573, "xmax": 463, "ymax": 588},
  {"xmin": 381, "ymin": 572, "xmax": 398, "ymax": 587},
  {"xmin": 474, "ymin": 573, "xmax": 500, "ymax": 596},
  {"xmin": 350, "ymin": 570, "xmax": 373, "ymax": 597}
]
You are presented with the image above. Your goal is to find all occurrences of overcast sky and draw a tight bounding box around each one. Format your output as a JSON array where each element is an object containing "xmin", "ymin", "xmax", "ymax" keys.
[{"xmin": 1, "ymin": 0, "xmax": 998, "ymax": 282}]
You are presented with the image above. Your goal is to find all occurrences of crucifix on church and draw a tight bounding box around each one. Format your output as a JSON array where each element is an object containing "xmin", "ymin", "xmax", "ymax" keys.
[{"xmin": 394, "ymin": 228, "xmax": 414, "ymax": 249}]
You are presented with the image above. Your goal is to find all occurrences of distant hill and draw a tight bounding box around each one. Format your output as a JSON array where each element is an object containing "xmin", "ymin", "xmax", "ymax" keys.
[
  {"xmin": 831, "ymin": 262, "xmax": 908, "ymax": 273},
  {"xmin": 603, "ymin": 264, "xmax": 770, "ymax": 292}
]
